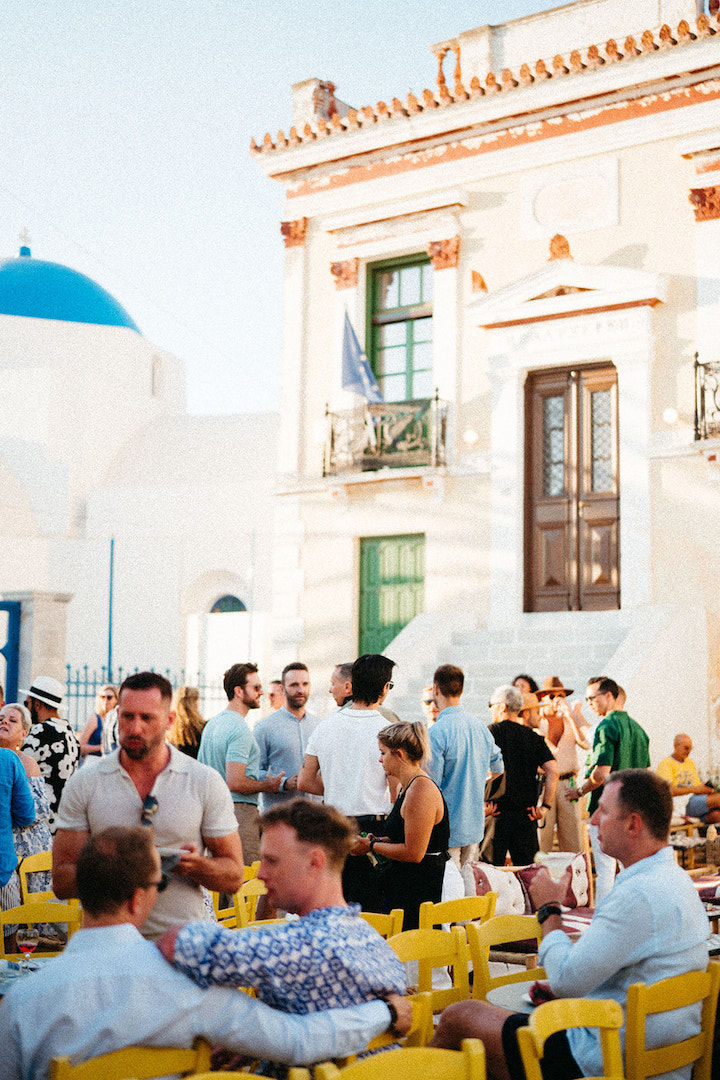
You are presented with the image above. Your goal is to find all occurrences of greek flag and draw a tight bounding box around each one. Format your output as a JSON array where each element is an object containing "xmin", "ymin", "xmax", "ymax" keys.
[{"xmin": 341, "ymin": 312, "xmax": 383, "ymax": 403}]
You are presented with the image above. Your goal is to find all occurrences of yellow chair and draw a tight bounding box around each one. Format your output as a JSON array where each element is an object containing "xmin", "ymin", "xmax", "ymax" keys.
[
  {"xmin": 18, "ymin": 851, "xmax": 55, "ymax": 903},
  {"xmin": 235, "ymin": 876, "xmax": 269, "ymax": 927},
  {"xmin": 625, "ymin": 962, "xmax": 720, "ymax": 1080},
  {"xmin": 418, "ymin": 894, "xmax": 497, "ymax": 930},
  {"xmin": 211, "ymin": 861, "xmax": 261, "ymax": 927},
  {"xmin": 49, "ymin": 1036, "xmax": 212, "ymax": 1080},
  {"xmin": 388, "ymin": 926, "xmax": 470, "ymax": 1011},
  {"xmin": 361, "ymin": 909, "xmax": 404, "ymax": 938},
  {"xmin": 0, "ymin": 902, "xmax": 82, "ymax": 959},
  {"xmin": 466, "ymin": 914, "xmax": 545, "ymax": 1001},
  {"xmin": 517, "ymin": 998, "xmax": 624, "ymax": 1080},
  {"xmin": 296, "ymin": 1038, "xmax": 486, "ymax": 1080}
]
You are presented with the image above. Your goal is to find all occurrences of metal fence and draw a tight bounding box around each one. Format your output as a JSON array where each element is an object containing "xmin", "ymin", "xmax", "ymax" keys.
[{"xmin": 65, "ymin": 666, "xmax": 226, "ymax": 733}]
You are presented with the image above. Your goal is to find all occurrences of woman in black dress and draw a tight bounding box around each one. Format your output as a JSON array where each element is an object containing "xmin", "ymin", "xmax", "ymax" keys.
[{"xmin": 354, "ymin": 721, "xmax": 449, "ymax": 929}]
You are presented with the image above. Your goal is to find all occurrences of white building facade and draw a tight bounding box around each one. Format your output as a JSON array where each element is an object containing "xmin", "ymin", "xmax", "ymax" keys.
[{"xmin": 254, "ymin": 0, "xmax": 720, "ymax": 771}]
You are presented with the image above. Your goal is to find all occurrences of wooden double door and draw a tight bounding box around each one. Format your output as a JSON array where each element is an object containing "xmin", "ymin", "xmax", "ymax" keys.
[{"xmin": 525, "ymin": 364, "xmax": 620, "ymax": 612}]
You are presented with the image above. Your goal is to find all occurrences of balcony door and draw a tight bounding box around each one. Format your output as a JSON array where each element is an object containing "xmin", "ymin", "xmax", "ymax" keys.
[
  {"xmin": 525, "ymin": 365, "xmax": 620, "ymax": 612},
  {"xmin": 359, "ymin": 535, "xmax": 425, "ymax": 654}
]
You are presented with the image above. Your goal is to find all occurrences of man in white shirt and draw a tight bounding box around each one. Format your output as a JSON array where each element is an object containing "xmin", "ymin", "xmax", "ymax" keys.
[
  {"xmin": 299, "ymin": 653, "xmax": 396, "ymax": 910},
  {"xmin": 0, "ymin": 825, "xmax": 410, "ymax": 1080}
]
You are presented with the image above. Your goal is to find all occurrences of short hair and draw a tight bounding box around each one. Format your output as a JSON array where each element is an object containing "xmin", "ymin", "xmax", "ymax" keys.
[
  {"xmin": 118, "ymin": 671, "xmax": 173, "ymax": 703},
  {"xmin": 594, "ymin": 677, "xmax": 619, "ymax": 698},
  {"xmin": 1, "ymin": 702, "xmax": 32, "ymax": 733},
  {"xmin": 608, "ymin": 769, "xmax": 673, "ymax": 842},
  {"xmin": 351, "ymin": 654, "xmax": 395, "ymax": 705},
  {"xmin": 334, "ymin": 663, "xmax": 353, "ymax": 681},
  {"xmin": 433, "ymin": 664, "xmax": 464, "ymax": 698},
  {"xmin": 587, "ymin": 675, "xmax": 607, "ymax": 688},
  {"xmin": 282, "ymin": 662, "xmax": 309, "ymax": 684},
  {"xmin": 260, "ymin": 799, "xmax": 356, "ymax": 872},
  {"xmin": 223, "ymin": 663, "xmax": 258, "ymax": 701},
  {"xmin": 76, "ymin": 827, "xmax": 157, "ymax": 915},
  {"xmin": 492, "ymin": 684, "xmax": 524, "ymax": 714},
  {"xmin": 513, "ymin": 674, "xmax": 539, "ymax": 693},
  {"xmin": 378, "ymin": 720, "xmax": 430, "ymax": 765}
]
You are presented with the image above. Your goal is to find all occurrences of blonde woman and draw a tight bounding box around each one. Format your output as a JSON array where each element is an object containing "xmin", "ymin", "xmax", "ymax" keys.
[
  {"xmin": 354, "ymin": 721, "xmax": 449, "ymax": 928},
  {"xmin": 79, "ymin": 685, "xmax": 117, "ymax": 759},
  {"xmin": 168, "ymin": 686, "xmax": 206, "ymax": 759}
]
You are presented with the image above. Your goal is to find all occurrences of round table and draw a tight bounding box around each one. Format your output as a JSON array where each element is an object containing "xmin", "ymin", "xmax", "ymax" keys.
[{"xmin": 486, "ymin": 982, "xmax": 535, "ymax": 1013}]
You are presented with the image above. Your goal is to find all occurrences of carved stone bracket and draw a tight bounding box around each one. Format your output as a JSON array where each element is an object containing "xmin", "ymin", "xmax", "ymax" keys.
[
  {"xmin": 427, "ymin": 236, "xmax": 460, "ymax": 270},
  {"xmin": 330, "ymin": 258, "xmax": 360, "ymax": 289},
  {"xmin": 280, "ymin": 218, "xmax": 308, "ymax": 247},
  {"xmin": 549, "ymin": 233, "xmax": 572, "ymax": 260},
  {"xmin": 689, "ymin": 186, "xmax": 720, "ymax": 222}
]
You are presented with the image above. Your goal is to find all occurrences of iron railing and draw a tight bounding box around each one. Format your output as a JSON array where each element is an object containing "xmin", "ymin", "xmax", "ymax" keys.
[
  {"xmin": 694, "ymin": 353, "xmax": 720, "ymax": 440},
  {"xmin": 323, "ymin": 393, "xmax": 448, "ymax": 475},
  {"xmin": 65, "ymin": 665, "xmax": 226, "ymax": 732}
]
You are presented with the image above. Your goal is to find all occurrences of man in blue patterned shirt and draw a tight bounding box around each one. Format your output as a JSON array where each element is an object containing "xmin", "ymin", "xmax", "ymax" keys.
[{"xmin": 158, "ymin": 799, "xmax": 406, "ymax": 1016}]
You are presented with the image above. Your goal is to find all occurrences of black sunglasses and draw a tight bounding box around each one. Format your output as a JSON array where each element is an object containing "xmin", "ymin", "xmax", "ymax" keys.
[
  {"xmin": 141, "ymin": 794, "xmax": 159, "ymax": 828},
  {"xmin": 143, "ymin": 872, "xmax": 169, "ymax": 893}
]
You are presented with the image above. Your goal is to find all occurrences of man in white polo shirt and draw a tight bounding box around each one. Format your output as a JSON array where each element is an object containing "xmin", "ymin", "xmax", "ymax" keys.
[{"xmin": 299, "ymin": 653, "xmax": 396, "ymax": 911}]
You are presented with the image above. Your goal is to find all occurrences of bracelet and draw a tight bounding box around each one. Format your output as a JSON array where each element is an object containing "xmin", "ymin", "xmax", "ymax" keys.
[
  {"xmin": 537, "ymin": 903, "xmax": 562, "ymax": 925},
  {"xmin": 541, "ymin": 802, "xmax": 552, "ymax": 810},
  {"xmin": 382, "ymin": 997, "xmax": 402, "ymax": 1037},
  {"xmin": 369, "ymin": 838, "xmax": 376, "ymax": 853}
]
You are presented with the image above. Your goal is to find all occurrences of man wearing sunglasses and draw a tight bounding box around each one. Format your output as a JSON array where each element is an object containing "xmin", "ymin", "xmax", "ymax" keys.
[
  {"xmin": 52, "ymin": 672, "xmax": 244, "ymax": 940},
  {"xmin": 1, "ymin": 827, "xmax": 411, "ymax": 1079}
]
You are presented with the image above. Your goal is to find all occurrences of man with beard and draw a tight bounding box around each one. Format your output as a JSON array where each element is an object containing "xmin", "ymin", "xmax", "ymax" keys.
[
  {"xmin": 51, "ymin": 671, "xmax": 243, "ymax": 940},
  {"xmin": 21, "ymin": 675, "xmax": 79, "ymax": 833},
  {"xmin": 253, "ymin": 663, "xmax": 321, "ymax": 811},
  {"xmin": 199, "ymin": 663, "xmax": 284, "ymax": 865}
]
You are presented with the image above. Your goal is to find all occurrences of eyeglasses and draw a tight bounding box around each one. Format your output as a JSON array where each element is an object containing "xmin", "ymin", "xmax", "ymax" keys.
[
  {"xmin": 142, "ymin": 873, "xmax": 169, "ymax": 894},
  {"xmin": 140, "ymin": 794, "xmax": 159, "ymax": 827},
  {"xmin": 585, "ymin": 693, "xmax": 602, "ymax": 702},
  {"xmin": 102, "ymin": 693, "xmax": 116, "ymax": 700},
  {"xmin": 386, "ymin": 682, "xmax": 394, "ymax": 690},
  {"xmin": 488, "ymin": 700, "xmax": 502, "ymax": 708},
  {"xmin": 422, "ymin": 698, "xmax": 434, "ymax": 706}
]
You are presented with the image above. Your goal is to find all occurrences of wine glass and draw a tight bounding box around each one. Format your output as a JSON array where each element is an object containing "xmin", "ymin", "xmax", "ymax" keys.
[{"xmin": 16, "ymin": 926, "xmax": 39, "ymax": 973}]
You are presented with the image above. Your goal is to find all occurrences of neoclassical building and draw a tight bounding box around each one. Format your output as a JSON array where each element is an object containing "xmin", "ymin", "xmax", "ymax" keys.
[
  {"xmin": 254, "ymin": 0, "xmax": 720, "ymax": 770},
  {"xmin": 0, "ymin": 244, "xmax": 278, "ymax": 705}
]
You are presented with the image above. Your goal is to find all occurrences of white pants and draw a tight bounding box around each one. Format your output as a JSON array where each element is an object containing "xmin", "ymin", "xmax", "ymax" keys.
[
  {"xmin": 587, "ymin": 822, "xmax": 617, "ymax": 903},
  {"xmin": 449, "ymin": 843, "xmax": 479, "ymax": 871}
]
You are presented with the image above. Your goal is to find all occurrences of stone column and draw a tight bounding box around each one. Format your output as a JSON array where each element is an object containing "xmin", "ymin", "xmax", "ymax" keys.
[{"xmin": 3, "ymin": 590, "xmax": 73, "ymax": 691}]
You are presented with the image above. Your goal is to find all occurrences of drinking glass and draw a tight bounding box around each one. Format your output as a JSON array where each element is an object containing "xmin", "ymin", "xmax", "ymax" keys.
[{"xmin": 16, "ymin": 926, "xmax": 39, "ymax": 973}]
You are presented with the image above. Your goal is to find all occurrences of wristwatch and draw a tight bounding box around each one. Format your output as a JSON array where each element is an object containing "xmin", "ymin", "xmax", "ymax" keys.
[
  {"xmin": 382, "ymin": 996, "xmax": 403, "ymax": 1036},
  {"xmin": 541, "ymin": 802, "xmax": 552, "ymax": 810},
  {"xmin": 536, "ymin": 902, "xmax": 562, "ymax": 925}
]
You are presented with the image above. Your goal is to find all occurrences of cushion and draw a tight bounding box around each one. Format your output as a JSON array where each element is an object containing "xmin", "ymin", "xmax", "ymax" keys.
[
  {"xmin": 462, "ymin": 861, "xmax": 525, "ymax": 915},
  {"xmin": 514, "ymin": 853, "xmax": 590, "ymax": 910}
]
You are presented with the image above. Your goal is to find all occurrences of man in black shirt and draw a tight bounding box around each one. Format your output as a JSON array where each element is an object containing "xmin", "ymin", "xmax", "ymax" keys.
[{"xmin": 488, "ymin": 685, "xmax": 558, "ymax": 865}]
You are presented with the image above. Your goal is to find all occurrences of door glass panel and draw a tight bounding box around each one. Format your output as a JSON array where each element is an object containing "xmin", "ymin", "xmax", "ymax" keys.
[
  {"xmin": 377, "ymin": 271, "xmax": 400, "ymax": 310},
  {"xmin": 542, "ymin": 395, "xmax": 565, "ymax": 497},
  {"xmin": 591, "ymin": 389, "xmax": 613, "ymax": 492}
]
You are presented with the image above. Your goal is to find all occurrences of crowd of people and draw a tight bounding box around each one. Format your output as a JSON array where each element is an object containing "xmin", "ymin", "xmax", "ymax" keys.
[{"xmin": 0, "ymin": 655, "xmax": 714, "ymax": 1080}]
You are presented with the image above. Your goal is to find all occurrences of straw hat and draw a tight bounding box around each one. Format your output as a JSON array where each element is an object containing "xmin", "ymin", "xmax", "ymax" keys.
[{"xmin": 536, "ymin": 676, "xmax": 573, "ymax": 699}]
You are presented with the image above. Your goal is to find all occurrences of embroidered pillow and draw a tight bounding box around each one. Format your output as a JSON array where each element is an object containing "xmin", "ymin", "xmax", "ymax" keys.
[
  {"xmin": 462, "ymin": 860, "xmax": 525, "ymax": 915},
  {"xmin": 514, "ymin": 853, "xmax": 590, "ymax": 910}
]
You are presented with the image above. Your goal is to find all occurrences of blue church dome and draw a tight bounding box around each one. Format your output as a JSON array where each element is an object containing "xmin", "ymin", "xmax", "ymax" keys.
[{"xmin": 0, "ymin": 248, "xmax": 141, "ymax": 332}]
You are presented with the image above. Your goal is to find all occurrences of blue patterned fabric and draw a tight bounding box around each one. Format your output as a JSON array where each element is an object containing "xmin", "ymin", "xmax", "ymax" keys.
[{"xmin": 174, "ymin": 903, "xmax": 406, "ymax": 1011}]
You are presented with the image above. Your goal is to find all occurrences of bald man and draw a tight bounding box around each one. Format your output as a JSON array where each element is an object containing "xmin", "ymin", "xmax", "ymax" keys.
[{"xmin": 656, "ymin": 734, "xmax": 720, "ymax": 823}]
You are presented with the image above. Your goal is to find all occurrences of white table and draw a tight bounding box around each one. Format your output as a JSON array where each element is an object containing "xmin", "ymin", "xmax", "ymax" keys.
[{"xmin": 486, "ymin": 982, "xmax": 535, "ymax": 1014}]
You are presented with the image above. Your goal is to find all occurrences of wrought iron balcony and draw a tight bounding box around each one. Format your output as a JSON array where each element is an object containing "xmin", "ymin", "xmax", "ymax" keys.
[
  {"xmin": 323, "ymin": 394, "xmax": 448, "ymax": 476},
  {"xmin": 695, "ymin": 354, "xmax": 720, "ymax": 440}
]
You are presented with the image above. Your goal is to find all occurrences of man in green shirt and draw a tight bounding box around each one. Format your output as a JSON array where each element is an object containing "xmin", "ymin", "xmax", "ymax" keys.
[{"xmin": 569, "ymin": 677, "xmax": 650, "ymax": 902}]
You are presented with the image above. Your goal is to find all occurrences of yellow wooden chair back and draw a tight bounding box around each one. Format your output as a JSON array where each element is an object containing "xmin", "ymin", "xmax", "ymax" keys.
[
  {"xmin": 244, "ymin": 860, "xmax": 261, "ymax": 881},
  {"xmin": 307, "ymin": 1038, "xmax": 486, "ymax": 1080},
  {"xmin": 466, "ymin": 914, "xmax": 545, "ymax": 1001},
  {"xmin": 360, "ymin": 909, "xmax": 404, "ymax": 938},
  {"xmin": 388, "ymin": 926, "xmax": 470, "ymax": 1011},
  {"xmin": 418, "ymin": 894, "xmax": 497, "ymax": 930},
  {"xmin": 49, "ymin": 1036, "xmax": 212, "ymax": 1080},
  {"xmin": 211, "ymin": 861, "xmax": 261, "ymax": 926},
  {"xmin": 625, "ymin": 962, "xmax": 720, "ymax": 1080},
  {"xmin": 517, "ymin": 997, "xmax": 624, "ymax": 1080},
  {"xmin": 18, "ymin": 850, "xmax": 55, "ymax": 904},
  {"xmin": 0, "ymin": 901, "xmax": 82, "ymax": 959},
  {"xmin": 235, "ymin": 876, "xmax": 268, "ymax": 927}
]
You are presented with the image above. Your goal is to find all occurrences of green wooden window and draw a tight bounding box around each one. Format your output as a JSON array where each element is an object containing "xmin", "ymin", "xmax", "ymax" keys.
[
  {"xmin": 368, "ymin": 257, "xmax": 433, "ymax": 403},
  {"xmin": 359, "ymin": 534, "xmax": 425, "ymax": 655}
]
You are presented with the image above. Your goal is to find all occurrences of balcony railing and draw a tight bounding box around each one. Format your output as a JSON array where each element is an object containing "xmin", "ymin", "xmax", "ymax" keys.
[
  {"xmin": 695, "ymin": 354, "xmax": 720, "ymax": 440},
  {"xmin": 324, "ymin": 394, "xmax": 448, "ymax": 475}
]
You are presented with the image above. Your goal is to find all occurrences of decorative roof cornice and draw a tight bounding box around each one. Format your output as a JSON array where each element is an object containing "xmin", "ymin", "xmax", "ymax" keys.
[{"xmin": 252, "ymin": 10, "xmax": 720, "ymax": 176}]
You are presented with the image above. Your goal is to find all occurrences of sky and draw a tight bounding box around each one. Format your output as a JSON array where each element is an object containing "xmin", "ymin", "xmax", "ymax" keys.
[{"xmin": 0, "ymin": 0, "xmax": 558, "ymax": 414}]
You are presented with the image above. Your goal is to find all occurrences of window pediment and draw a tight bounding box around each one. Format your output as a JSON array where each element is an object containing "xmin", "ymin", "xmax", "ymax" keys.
[{"xmin": 470, "ymin": 259, "xmax": 666, "ymax": 329}]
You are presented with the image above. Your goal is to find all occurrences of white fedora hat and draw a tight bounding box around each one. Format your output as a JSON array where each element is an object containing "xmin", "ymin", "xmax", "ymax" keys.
[{"xmin": 21, "ymin": 675, "xmax": 65, "ymax": 709}]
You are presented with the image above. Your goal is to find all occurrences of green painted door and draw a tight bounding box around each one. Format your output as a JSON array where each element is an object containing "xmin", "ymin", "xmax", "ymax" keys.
[{"xmin": 359, "ymin": 535, "xmax": 425, "ymax": 654}]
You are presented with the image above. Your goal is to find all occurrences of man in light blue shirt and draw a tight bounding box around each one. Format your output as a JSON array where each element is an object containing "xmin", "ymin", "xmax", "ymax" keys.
[
  {"xmin": 199, "ymin": 663, "xmax": 284, "ymax": 865},
  {"xmin": 428, "ymin": 664, "xmax": 504, "ymax": 869},
  {"xmin": 432, "ymin": 769, "xmax": 710, "ymax": 1080},
  {"xmin": 0, "ymin": 826, "xmax": 410, "ymax": 1080},
  {"xmin": 253, "ymin": 663, "xmax": 321, "ymax": 811}
]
